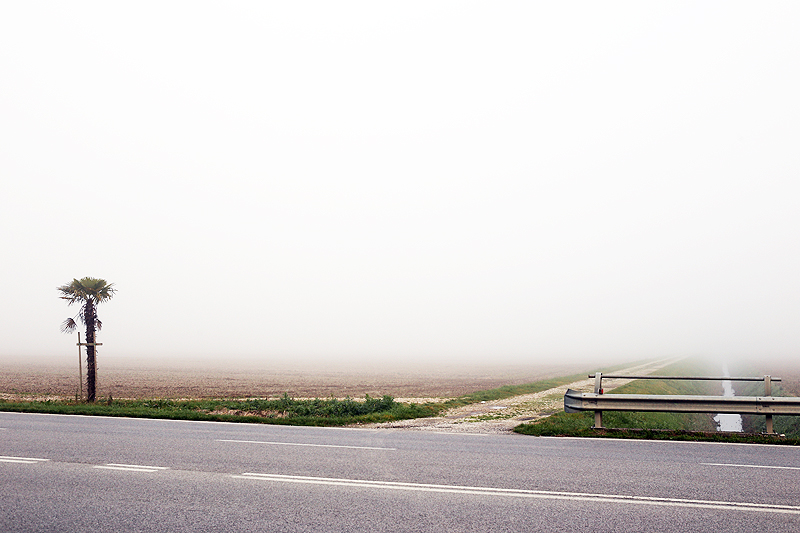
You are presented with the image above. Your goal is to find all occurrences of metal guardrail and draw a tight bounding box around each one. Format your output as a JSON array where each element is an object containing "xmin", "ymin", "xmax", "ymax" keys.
[{"xmin": 564, "ymin": 372, "xmax": 795, "ymax": 434}]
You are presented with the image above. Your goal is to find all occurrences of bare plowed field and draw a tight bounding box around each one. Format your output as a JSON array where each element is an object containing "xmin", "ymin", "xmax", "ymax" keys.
[{"xmin": 1, "ymin": 359, "xmax": 597, "ymax": 401}]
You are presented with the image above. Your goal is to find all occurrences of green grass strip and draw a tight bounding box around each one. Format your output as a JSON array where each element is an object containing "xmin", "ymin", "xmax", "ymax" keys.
[
  {"xmin": 513, "ymin": 413, "xmax": 800, "ymax": 445},
  {"xmin": 0, "ymin": 394, "xmax": 439, "ymax": 426}
]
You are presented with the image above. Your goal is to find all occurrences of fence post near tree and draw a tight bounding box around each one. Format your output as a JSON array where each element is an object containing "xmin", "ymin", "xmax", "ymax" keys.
[{"xmin": 76, "ymin": 332, "xmax": 83, "ymax": 401}]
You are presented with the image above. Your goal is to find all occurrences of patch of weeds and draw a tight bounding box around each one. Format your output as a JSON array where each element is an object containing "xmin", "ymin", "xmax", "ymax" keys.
[{"xmin": 468, "ymin": 412, "xmax": 515, "ymax": 421}]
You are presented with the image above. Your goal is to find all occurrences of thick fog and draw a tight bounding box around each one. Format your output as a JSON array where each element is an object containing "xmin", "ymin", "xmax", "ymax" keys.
[{"xmin": 1, "ymin": 2, "xmax": 798, "ymax": 371}]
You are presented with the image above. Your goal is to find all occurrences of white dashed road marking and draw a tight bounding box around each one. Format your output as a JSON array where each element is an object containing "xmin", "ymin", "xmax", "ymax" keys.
[
  {"xmin": 701, "ymin": 462, "xmax": 800, "ymax": 471},
  {"xmin": 0, "ymin": 455, "xmax": 50, "ymax": 464},
  {"xmin": 234, "ymin": 473, "xmax": 800, "ymax": 515},
  {"xmin": 94, "ymin": 463, "xmax": 169, "ymax": 472},
  {"xmin": 217, "ymin": 439, "xmax": 395, "ymax": 451}
]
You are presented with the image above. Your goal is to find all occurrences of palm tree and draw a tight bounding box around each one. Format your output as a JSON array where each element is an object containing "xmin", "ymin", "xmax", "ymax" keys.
[{"xmin": 59, "ymin": 277, "xmax": 116, "ymax": 402}]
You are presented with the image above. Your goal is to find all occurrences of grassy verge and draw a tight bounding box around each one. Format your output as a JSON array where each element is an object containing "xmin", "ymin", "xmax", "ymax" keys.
[
  {"xmin": 513, "ymin": 418, "xmax": 800, "ymax": 445},
  {"xmin": 513, "ymin": 358, "xmax": 800, "ymax": 445},
  {"xmin": 0, "ymin": 394, "xmax": 439, "ymax": 426}
]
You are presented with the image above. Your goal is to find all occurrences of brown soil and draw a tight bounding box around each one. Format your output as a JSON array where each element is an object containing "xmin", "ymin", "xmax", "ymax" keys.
[{"xmin": 0, "ymin": 359, "xmax": 597, "ymax": 401}]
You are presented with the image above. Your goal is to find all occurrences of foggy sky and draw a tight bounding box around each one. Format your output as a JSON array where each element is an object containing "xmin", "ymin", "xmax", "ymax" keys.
[{"xmin": 1, "ymin": 2, "xmax": 798, "ymax": 368}]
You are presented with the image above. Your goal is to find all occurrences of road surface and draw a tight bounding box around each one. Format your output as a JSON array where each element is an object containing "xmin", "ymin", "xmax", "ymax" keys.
[{"xmin": 2, "ymin": 412, "xmax": 799, "ymax": 532}]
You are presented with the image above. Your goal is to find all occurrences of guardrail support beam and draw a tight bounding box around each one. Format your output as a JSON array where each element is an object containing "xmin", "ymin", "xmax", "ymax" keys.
[
  {"xmin": 592, "ymin": 372, "xmax": 604, "ymax": 428},
  {"xmin": 765, "ymin": 375, "xmax": 774, "ymax": 435}
]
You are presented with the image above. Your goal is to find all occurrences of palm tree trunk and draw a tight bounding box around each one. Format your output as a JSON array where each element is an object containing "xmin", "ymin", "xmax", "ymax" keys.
[{"xmin": 85, "ymin": 301, "xmax": 97, "ymax": 403}]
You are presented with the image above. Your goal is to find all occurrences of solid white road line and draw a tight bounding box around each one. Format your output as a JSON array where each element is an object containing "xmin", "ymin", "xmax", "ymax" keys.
[
  {"xmin": 0, "ymin": 455, "xmax": 50, "ymax": 464},
  {"xmin": 94, "ymin": 463, "xmax": 169, "ymax": 472},
  {"xmin": 233, "ymin": 473, "xmax": 800, "ymax": 515},
  {"xmin": 701, "ymin": 462, "xmax": 800, "ymax": 471},
  {"xmin": 217, "ymin": 439, "xmax": 396, "ymax": 451}
]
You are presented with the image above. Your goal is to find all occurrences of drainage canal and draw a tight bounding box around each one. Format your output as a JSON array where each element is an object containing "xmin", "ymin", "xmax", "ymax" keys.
[{"xmin": 714, "ymin": 363, "xmax": 742, "ymax": 432}]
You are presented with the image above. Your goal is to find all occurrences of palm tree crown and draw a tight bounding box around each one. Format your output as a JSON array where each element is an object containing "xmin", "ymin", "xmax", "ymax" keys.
[
  {"xmin": 58, "ymin": 277, "xmax": 116, "ymax": 306},
  {"xmin": 59, "ymin": 277, "xmax": 116, "ymax": 333}
]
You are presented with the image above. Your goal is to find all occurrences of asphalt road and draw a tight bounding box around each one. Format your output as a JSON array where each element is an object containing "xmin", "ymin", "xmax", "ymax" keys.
[{"xmin": 2, "ymin": 412, "xmax": 800, "ymax": 532}]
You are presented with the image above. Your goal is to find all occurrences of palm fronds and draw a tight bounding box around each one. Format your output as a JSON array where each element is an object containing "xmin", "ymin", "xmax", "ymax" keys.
[{"xmin": 57, "ymin": 277, "xmax": 116, "ymax": 305}]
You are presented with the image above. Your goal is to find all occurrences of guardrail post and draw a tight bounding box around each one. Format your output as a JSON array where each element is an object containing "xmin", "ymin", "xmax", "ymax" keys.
[
  {"xmin": 594, "ymin": 410, "xmax": 603, "ymax": 429},
  {"xmin": 593, "ymin": 372, "xmax": 603, "ymax": 429},
  {"xmin": 765, "ymin": 375, "xmax": 774, "ymax": 435}
]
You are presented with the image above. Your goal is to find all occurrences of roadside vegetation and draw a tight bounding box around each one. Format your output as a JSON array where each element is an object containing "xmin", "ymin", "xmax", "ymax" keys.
[
  {"xmin": 513, "ymin": 415, "xmax": 800, "ymax": 445},
  {"xmin": 514, "ymin": 358, "xmax": 800, "ymax": 444},
  {"xmin": 0, "ymin": 394, "xmax": 438, "ymax": 426},
  {"xmin": 729, "ymin": 362, "xmax": 800, "ymax": 437}
]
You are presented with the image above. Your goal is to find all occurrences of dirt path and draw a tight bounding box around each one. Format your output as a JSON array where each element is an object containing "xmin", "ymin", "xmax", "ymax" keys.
[{"xmin": 361, "ymin": 358, "xmax": 682, "ymax": 434}]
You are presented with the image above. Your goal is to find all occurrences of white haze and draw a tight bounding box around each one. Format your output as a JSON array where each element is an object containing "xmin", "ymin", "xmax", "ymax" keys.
[{"xmin": 1, "ymin": 2, "xmax": 798, "ymax": 370}]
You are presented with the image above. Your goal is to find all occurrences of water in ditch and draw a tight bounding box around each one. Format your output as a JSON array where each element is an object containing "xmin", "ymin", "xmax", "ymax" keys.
[{"xmin": 714, "ymin": 363, "xmax": 742, "ymax": 432}]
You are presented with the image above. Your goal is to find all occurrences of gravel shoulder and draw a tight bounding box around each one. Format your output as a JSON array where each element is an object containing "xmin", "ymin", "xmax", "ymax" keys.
[{"xmin": 360, "ymin": 359, "xmax": 682, "ymax": 434}]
